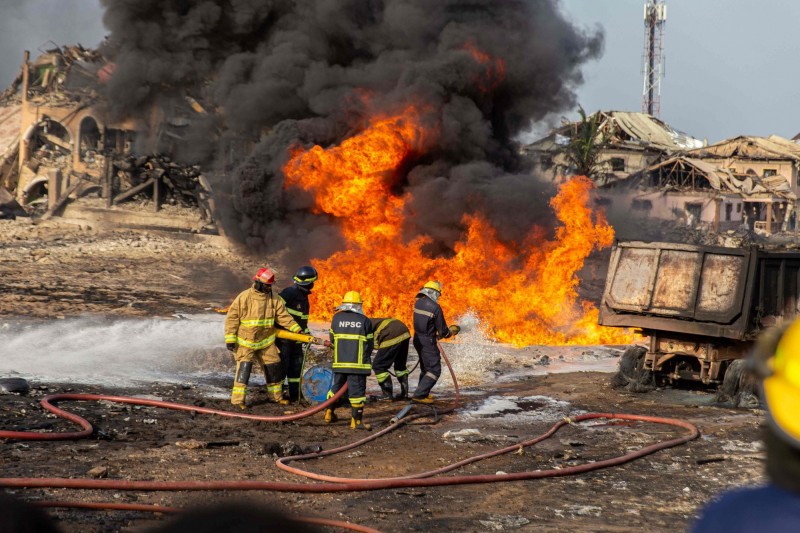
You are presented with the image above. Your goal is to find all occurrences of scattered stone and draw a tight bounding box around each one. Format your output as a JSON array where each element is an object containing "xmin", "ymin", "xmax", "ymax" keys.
[
  {"xmin": 175, "ymin": 439, "xmax": 207, "ymax": 450},
  {"xmin": 0, "ymin": 377, "xmax": 30, "ymax": 395},
  {"xmin": 479, "ymin": 514, "xmax": 530, "ymax": 530},
  {"xmin": 537, "ymin": 355, "xmax": 550, "ymax": 366},
  {"xmin": 87, "ymin": 466, "xmax": 109, "ymax": 479}
]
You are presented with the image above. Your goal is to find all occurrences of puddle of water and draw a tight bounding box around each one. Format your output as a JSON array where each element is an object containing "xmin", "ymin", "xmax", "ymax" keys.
[{"xmin": 461, "ymin": 394, "xmax": 581, "ymax": 424}]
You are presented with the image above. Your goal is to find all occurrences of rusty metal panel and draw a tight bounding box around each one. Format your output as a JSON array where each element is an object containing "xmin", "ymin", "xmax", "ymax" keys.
[
  {"xmin": 606, "ymin": 247, "xmax": 659, "ymax": 309},
  {"xmin": 696, "ymin": 254, "xmax": 746, "ymax": 318},
  {"xmin": 650, "ymin": 250, "xmax": 701, "ymax": 314},
  {"xmin": 599, "ymin": 241, "xmax": 755, "ymax": 339}
]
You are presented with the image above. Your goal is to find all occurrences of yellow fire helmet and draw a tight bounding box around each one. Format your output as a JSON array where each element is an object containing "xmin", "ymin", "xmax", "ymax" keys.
[
  {"xmin": 423, "ymin": 280, "xmax": 443, "ymax": 294},
  {"xmin": 342, "ymin": 291, "xmax": 363, "ymax": 305},
  {"xmin": 765, "ymin": 318, "xmax": 800, "ymax": 447}
]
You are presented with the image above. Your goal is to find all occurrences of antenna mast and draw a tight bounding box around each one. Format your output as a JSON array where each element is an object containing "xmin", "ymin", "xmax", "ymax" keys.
[{"xmin": 642, "ymin": 0, "xmax": 666, "ymax": 117}]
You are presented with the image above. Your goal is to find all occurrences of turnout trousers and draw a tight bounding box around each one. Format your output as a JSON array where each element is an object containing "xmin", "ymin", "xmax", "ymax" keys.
[{"xmin": 412, "ymin": 334, "xmax": 441, "ymax": 399}]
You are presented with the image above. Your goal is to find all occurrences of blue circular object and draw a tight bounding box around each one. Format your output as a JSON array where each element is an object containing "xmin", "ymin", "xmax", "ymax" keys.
[{"xmin": 301, "ymin": 364, "xmax": 334, "ymax": 405}]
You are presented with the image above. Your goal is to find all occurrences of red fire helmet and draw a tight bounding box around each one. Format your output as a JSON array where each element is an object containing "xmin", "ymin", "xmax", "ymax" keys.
[{"xmin": 253, "ymin": 267, "xmax": 275, "ymax": 284}]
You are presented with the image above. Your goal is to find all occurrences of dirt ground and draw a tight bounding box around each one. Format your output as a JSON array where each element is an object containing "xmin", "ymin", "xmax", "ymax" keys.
[{"xmin": 0, "ymin": 218, "xmax": 766, "ymax": 533}]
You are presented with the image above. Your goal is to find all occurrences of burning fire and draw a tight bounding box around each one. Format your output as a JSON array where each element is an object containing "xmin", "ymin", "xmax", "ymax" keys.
[{"xmin": 282, "ymin": 104, "xmax": 631, "ymax": 347}]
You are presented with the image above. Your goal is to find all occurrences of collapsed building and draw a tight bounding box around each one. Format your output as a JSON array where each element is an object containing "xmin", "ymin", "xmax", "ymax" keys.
[
  {"xmin": 526, "ymin": 111, "xmax": 799, "ymax": 235},
  {"xmin": 0, "ymin": 45, "xmax": 215, "ymax": 231},
  {"xmin": 523, "ymin": 110, "xmax": 705, "ymax": 185}
]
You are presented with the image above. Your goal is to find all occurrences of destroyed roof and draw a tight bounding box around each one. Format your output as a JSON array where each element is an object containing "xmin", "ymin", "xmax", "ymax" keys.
[
  {"xmin": 686, "ymin": 135, "xmax": 800, "ymax": 161},
  {"xmin": 595, "ymin": 111, "xmax": 705, "ymax": 151},
  {"xmin": 647, "ymin": 155, "xmax": 797, "ymax": 201},
  {"xmin": 524, "ymin": 110, "xmax": 704, "ymax": 153}
]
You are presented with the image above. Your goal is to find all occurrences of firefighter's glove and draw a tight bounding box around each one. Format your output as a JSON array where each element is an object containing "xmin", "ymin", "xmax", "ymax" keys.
[
  {"xmin": 449, "ymin": 324, "xmax": 461, "ymax": 336},
  {"xmin": 226, "ymin": 343, "xmax": 237, "ymax": 352}
]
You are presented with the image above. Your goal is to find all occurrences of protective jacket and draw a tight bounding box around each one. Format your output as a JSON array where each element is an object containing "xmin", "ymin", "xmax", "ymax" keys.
[
  {"xmin": 330, "ymin": 310, "xmax": 374, "ymax": 375},
  {"xmin": 369, "ymin": 318, "xmax": 410, "ymax": 349},
  {"xmin": 224, "ymin": 286, "xmax": 302, "ymax": 358},
  {"xmin": 278, "ymin": 285, "xmax": 310, "ymax": 334},
  {"xmin": 413, "ymin": 294, "xmax": 453, "ymax": 340}
]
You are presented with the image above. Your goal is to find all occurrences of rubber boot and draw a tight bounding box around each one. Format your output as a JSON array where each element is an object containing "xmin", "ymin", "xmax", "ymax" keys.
[
  {"xmin": 411, "ymin": 373, "xmax": 438, "ymax": 403},
  {"xmin": 231, "ymin": 361, "xmax": 252, "ymax": 409},
  {"xmin": 324, "ymin": 408, "xmax": 338, "ymax": 423},
  {"xmin": 288, "ymin": 381, "xmax": 301, "ymax": 403},
  {"xmin": 397, "ymin": 374, "xmax": 409, "ymax": 400},
  {"xmin": 350, "ymin": 406, "xmax": 371, "ymax": 431},
  {"xmin": 264, "ymin": 362, "xmax": 289, "ymax": 405},
  {"xmin": 377, "ymin": 378, "xmax": 394, "ymax": 401}
]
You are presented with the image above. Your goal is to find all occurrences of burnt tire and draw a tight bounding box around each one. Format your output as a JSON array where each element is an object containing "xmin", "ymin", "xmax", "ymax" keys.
[
  {"xmin": 611, "ymin": 346, "xmax": 654, "ymax": 392},
  {"xmin": 715, "ymin": 359, "xmax": 762, "ymax": 408}
]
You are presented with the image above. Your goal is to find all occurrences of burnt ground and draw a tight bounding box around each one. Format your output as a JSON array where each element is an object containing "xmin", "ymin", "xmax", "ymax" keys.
[{"xmin": 0, "ymin": 218, "xmax": 766, "ymax": 533}]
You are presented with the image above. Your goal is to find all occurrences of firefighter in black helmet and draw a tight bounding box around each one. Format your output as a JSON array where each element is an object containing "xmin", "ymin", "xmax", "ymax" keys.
[
  {"xmin": 411, "ymin": 280, "xmax": 459, "ymax": 404},
  {"xmin": 276, "ymin": 265, "xmax": 318, "ymax": 403}
]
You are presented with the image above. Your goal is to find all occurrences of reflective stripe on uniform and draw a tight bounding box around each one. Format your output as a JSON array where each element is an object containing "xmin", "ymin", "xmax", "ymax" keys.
[
  {"xmin": 333, "ymin": 362, "xmax": 372, "ymax": 371},
  {"xmin": 375, "ymin": 371, "xmax": 390, "ymax": 382},
  {"xmin": 395, "ymin": 369, "xmax": 410, "ymax": 377},
  {"xmin": 333, "ymin": 331, "xmax": 374, "ymax": 369},
  {"xmin": 349, "ymin": 397, "xmax": 366, "ymax": 407},
  {"xmin": 289, "ymin": 323, "xmax": 302, "ymax": 333},
  {"xmin": 236, "ymin": 334, "xmax": 276, "ymax": 350},
  {"xmin": 239, "ymin": 318, "xmax": 275, "ymax": 327},
  {"xmin": 232, "ymin": 386, "xmax": 246, "ymax": 394},
  {"xmin": 376, "ymin": 331, "xmax": 410, "ymax": 349},
  {"xmin": 286, "ymin": 308, "xmax": 309, "ymax": 319},
  {"xmin": 225, "ymin": 334, "xmax": 237, "ymax": 343},
  {"xmin": 414, "ymin": 309, "xmax": 434, "ymax": 318},
  {"xmin": 266, "ymin": 383, "xmax": 282, "ymax": 393},
  {"xmin": 288, "ymin": 378, "xmax": 301, "ymax": 383}
]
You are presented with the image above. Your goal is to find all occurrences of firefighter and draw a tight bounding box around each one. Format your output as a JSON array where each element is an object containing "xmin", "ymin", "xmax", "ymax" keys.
[
  {"xmin": 224, "ymin": 267, "xmax": 304, "ymax": 409},
  {"xmin": 369, "ymin": 317, "xmax": 411, "ymax": 400},
  {"xmin": 324, "ymin": 291, "xmax": 374, "ymax": 430},
  {"xmin": 692, "ymin": 320, "xmax": 800, "ymax": 532},
  {"xmin": 411, "ymin": 280, "xmax": 460, "ymax": 404},
  {"xmin": 277, "ymin": 265, "xmax": 318, "ymax": 403}
]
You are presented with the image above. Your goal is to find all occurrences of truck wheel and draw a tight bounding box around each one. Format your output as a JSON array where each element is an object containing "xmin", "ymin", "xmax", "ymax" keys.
[
  {"xmin": 611, "ymin": 346, "xmax": 654, "ymax": 392},
  {"xmin": 715, "ymin": 359, "xmax": 761, "ymax": 408}
]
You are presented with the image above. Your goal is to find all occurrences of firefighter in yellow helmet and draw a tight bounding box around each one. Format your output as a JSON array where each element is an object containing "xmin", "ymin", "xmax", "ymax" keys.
[
  {"xmin": 692, "ymin": 320, "xmax": 800, "ymax": 532},
  {"xmin": 224, "ymin": 267, "xmax": 304, "ymax": 409},
  {"xmin": 324, "ymin": 291, "xmax": 374, "ymax": 430},
  {"xmin": 411, "ymin": 280, "xmax": 459, "ymax": 403}
]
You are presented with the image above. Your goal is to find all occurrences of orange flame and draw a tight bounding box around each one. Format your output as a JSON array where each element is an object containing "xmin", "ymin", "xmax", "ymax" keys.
[{"xmin": 283, "ymin": 107, "xmax": 631, "ymax": 346}]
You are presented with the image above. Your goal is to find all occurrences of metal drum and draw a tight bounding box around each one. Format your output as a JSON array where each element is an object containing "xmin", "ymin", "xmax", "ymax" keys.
[{"xmin": 301, "ymin": 363, "xmax": 334, "ymax": 405}]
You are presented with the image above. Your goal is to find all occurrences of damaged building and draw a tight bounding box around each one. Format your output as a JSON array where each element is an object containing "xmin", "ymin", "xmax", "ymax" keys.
[
  {"xmin": 601, "ymin": 135, "xmax": 800, "ymax": 234},
  {"xmin": 525, "ymin": 111, "xmax": 800, "ymax": 236},
  {"xmin": 0, "ymin": 45, "xmax": 215, "ymax": 231},
  {"xmin": 523, "ymin": 110, "xmax": 705, "ymax": 185}
]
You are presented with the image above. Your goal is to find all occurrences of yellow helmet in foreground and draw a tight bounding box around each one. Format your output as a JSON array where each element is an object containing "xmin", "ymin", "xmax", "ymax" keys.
[
  {"xmin": 423, "ymin": 280, "xmax": 443, "ymax": 294},
  {"xmin": 342, "ymin": 291, "xmax": 363, "ymax": 305},
  {"xmin": 763, "ymin": 319, "xmax": 800, "ymax": 447}
]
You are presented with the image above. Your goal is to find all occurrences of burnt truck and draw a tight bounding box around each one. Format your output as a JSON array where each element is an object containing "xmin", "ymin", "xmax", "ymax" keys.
[{"xmin": 598, "ymin": 240, "xmax": 800, "ymax": 390}]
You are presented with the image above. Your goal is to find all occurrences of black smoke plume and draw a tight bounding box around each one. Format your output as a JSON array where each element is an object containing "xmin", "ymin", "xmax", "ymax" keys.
[{"xmin": 99, "ymin": 0, "xmax": 603, "ymax": 261}]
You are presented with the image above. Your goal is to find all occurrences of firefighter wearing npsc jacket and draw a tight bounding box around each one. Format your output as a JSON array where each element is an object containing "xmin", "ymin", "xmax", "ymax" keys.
[
  {"xmin": 224, "ymin": 267, "xmax": 304, "ymax": 409},
  {"xmin": 277, "ymin": 266, "xmax": 318, "ymax": 403},
  {"xmin": 411, "ymin": 280, "xmax": 460, "ymax": 404},
  {"xmin": 324, "ymin": 291, "xmax": 374, "ymax": 430},
  {"xmin": 369, "ymin": 317, "xmax": 411, "ymax": 400}
]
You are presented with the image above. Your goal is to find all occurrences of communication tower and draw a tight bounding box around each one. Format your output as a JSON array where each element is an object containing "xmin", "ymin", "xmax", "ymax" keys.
[{"xmin": 642, "ymin": 1, "xmax": 666, "ymax": 117}]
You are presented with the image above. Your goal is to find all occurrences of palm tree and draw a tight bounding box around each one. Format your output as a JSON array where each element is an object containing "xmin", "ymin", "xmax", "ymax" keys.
[{"xmin": 562, "ymin": 106, "xmax": 609, "ymax": 180}]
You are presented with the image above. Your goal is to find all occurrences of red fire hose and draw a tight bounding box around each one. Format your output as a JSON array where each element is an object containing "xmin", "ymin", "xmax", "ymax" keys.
[
  {"xmin": 0, "ymin": 385, "xmax": 349, "ymax": 441},
  {"xmin": 0, "ymin": 340, "xmax": 700, "ymax": 530}
]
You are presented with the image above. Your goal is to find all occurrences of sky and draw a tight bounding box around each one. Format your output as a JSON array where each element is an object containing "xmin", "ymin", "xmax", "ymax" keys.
[{"xmin": 0, "ymin": 0, "xmax": 797, "ymax": 145}]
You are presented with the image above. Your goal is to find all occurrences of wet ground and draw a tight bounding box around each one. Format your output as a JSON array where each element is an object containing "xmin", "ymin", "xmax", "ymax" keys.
[{"xmin": 0, "ymin": 219, "xmax": 766, "ymax": 532}]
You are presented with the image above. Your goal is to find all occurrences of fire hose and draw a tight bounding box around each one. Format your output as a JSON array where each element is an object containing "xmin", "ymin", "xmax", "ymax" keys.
[{"xmin": 0, "ymin": 340, "xmax": 700, "ymax": 529}]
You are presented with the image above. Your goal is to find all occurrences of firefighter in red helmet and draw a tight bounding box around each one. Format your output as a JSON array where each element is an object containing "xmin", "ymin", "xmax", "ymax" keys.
[{"xmin": 224, "ymin": 267, "xmax": 304, "ymax": 409}]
